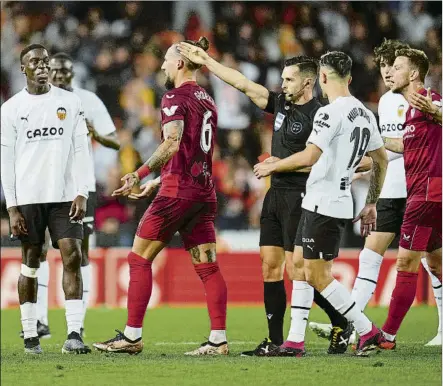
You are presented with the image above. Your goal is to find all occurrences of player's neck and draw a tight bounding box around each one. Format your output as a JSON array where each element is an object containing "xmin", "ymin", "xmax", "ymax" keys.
[
  {"xmin": 26, "ymin": 82, "xmax": 51, "ymax": 95},
  {"xmin": 326, "ymin": 84, "xmax": 351, "ymax": 103},
  {"xmin": 404, "ymin": 81, "xmax": 424, "ymax": 99},
  {"xmin": 175, "ymin": 74, "xmax": 197, "ymax": 88}
]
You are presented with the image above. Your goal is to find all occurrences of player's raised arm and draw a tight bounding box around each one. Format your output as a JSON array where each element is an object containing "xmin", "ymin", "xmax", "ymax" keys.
[
  {"xmin": 178, "ymin": 42, "xmax": 269, "ymax": 109},
  {"xmin": 112, "ymin": 119, "xmax": 184, "ymax": 197}
]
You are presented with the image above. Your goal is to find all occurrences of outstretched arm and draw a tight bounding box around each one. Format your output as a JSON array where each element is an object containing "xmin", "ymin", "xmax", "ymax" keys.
[
  {"xmin": 87, "ymin": 119, "xmax": 120, "ymax": 150},
  {"xmin": 383, "ymin": 137, "xmax": 404, "ymax": 153},
  {"xmin": 253, "ymin": 144, "xmax": 322, "ymax": 178},
  {"xmin": 112, "ymin": 120, "xmax": 184, "ymax": 196},
  {"xmin": 178, "ymin": 43, "xmax": 269, "ymax": 109}
]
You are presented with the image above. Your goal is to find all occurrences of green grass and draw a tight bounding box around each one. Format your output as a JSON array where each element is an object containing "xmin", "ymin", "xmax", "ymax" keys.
[{"xmin": 1, "ymin": 306, "xmax": 441, "ymax": 386}]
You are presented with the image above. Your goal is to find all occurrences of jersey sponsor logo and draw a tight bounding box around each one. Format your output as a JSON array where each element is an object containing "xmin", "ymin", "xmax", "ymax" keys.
[
  {"xmin": 397, "ymin": 104, "xmax": 405, "ymax": 117},
  {"xmin": 290, "ymin": 122, "xmax": 303, "ymax": 134},
  {"xmin": 57, "ymin": 107, "xmax": 67, "ymax": 120},
  {"xmin": 274, "ymin": 112, "xmax": 285, "ymax": 131},
  {"xmin": 26, "ymin": 127, "xmax": 64, "ymax": 139},
  {"xmin": 405, "ymin": 125, "xmax": 415, "ymax": 134},
  {"xmin": 381, "ymin": 123, "xmax": 404, "ymax": 133},
  {"xmin": 162, "ymin": 106, "xmax": 178, "ymax": 116},
  {"xmin": 166, "ymin": 94, "xmax": 175, "ymax": 99}
]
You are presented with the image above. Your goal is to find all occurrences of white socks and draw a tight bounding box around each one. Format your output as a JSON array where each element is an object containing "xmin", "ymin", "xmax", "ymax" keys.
[
  {"xmin": 20, "ymin": 302, "xmax": 38, "ymax": 339},
  {"xmin": 209, "ymin": 330, "xmax": 227, "ymax": 344},
  {"xmin": 124, "ymin": 326, "xmax": 142, "ymax": 341},
  {"xmin": 81, "ymin": 265, "xmax": 92, "ymax": 328},
  {"xmin": 287, "ymin": 281, "xmax": 313, "ymax": 343},
  {"xmin": 321, "ymin": 279, "xmax": 372, "ymax": 336},
  {"xmin": 65, "ymin": 299, "xmax": 83, "ymax": 334},
  {"xmin": 352, "ymin": 248, "xmax": 383, "ymax": 311},
  {"xmin": 421, "ymin": 258, "xmax": 442, "ymax": 333},
  {"xmin": 36, "ymin": 261, "xmax": 49, "ymax": 325}
]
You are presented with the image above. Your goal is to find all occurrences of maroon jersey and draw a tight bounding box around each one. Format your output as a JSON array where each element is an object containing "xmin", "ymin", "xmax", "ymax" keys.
[
  {"xmin": 403, "ymin": 88, "xmax": 442, "ymax": 203},
  {"xmin": 158, "ymin": 81, "xmax": 218, "ymax": 202}
]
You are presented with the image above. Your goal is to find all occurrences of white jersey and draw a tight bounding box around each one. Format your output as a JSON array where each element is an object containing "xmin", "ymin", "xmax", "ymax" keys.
[
  {"xmin": 73, "ymin": 88, "xmax": 116, "ymax": 192},
  {"xmin": 1, "ymin": 86, "xmax": 89, "ymax": 208},
  {"xmin": 302, "ymin": 96, "xmax": 384, "ymax": 219},
  {"xmin": 378, "ymin": 91, "xmax": 407, "ymax": 199}
]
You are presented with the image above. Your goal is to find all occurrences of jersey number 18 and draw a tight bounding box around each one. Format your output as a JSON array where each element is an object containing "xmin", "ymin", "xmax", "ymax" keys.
[{"xmin": 347, "ymin": 127, "xmax": 370, "ymax": 169}]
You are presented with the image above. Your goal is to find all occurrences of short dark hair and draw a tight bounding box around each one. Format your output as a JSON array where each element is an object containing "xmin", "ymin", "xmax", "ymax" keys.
[
  {"xmin": 320, "ymin": 51, "xmax": 352, "ymax": 78},
  {"xmin": 395, "ymin": 48, "xmax": 430, "ymax": 82},
  {"xmin": 20, "ymin": 44, "xmax": 48, "ymax": 64},
  {"xmin": 51, "ymin": 52, "xmax": 74, "ymax": 62},
  {"xmin": 284, "ymin": 56, "xmax": 319, "ymax": 78},
  {"xmin": 374, "ymin": 39, "xmax": 410, "ymax": 67}
]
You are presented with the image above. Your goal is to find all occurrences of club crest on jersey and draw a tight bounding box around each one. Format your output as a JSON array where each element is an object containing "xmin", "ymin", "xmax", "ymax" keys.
[
  {"xmin": 397, "ymin": 104, "xmax": 405, "ymax": 117},
  {"xmin": 290, "ymin": 122, "xmax": 303, "ymax": 134},
  {"xmin": 57, "ymin": 107, "xmax": 67, "ymax": 120},
  {"xmin": 274, "ymin": 112, "xmax": 285, "ymax": 131}
]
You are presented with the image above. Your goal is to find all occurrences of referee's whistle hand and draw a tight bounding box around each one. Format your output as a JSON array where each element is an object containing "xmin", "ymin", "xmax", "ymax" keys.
[{"xmin": 253, "ymin": 162, "xmax": 275, "ymax": 179}]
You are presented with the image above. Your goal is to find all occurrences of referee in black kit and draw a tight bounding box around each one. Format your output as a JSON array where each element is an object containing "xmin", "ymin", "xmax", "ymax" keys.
[{"xmin": 178, "ymin": 45, "xmax": 355, "ymax": 355}]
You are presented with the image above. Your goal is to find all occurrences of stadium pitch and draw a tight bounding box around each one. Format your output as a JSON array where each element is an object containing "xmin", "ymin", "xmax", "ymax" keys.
[{"xmin": 1, "ymin": 306, "xmax": 441, "ymax": 386}]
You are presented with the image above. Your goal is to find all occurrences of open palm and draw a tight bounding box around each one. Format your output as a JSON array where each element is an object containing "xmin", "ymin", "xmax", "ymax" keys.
[{"xmin": 177, "ymin": 43, "xmax": 208, "ymax": 65}]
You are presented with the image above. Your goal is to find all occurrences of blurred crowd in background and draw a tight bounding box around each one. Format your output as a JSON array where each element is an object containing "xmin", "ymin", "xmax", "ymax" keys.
[{"xmin": 1, "ymin": 1, "xmax": 442, "ymax": 247}]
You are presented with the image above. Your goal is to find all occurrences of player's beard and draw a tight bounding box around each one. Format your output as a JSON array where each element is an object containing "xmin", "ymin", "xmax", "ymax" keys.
[{"xmin": 165, "ymin": 75, "xmax": 175, "ymax": 90}]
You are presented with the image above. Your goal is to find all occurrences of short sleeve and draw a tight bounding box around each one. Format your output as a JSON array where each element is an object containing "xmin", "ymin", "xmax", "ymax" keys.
[
  {"xmin": 161, "ymin": 94, "xmax": 186, "ymax": 124},
  {"xmin": 263, "ymin": 91, "xmax": 278, "ymax": 114},
  {"xmin": 88, "ymin": 94, "xmax": 116, "ymax": 136},
  {"xmin": 307, "ymin": 107, "xmax": 340, "ymax": 152},
  {"xmin": 367, "ymin": 112, "xmax": 384, "ymax": 152},
  {"xmin": 74, "ymin": 98, "xmax": 88, "ymax": 137},
  {"xmin": 0, "ymin": 103, "xmax": 16, "ymax": 147}
]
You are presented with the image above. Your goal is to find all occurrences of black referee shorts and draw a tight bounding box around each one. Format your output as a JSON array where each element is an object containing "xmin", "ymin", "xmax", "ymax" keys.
[
  {"xmin": 295, "ymin": 208, "xmax": 346, "ymax": 261},
  {"xmin": 375, "ymin": 198, "xmax": 406, "ymax": 235},
  {"xmin": 259, "ymin": 187, "xmax": 304, "ymax": 252},
  {"xmin": 14, "ymin": 202, "xmax": 83, "ymax": 249}
]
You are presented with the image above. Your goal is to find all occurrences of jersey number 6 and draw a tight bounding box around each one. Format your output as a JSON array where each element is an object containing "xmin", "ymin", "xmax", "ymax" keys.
[
  {"xmin": 347, "ymin": 126, "xmax": 370, "ymax": 170},
  {"xmin": 200, "ymin": 110, "xmax": 213, "ymax": 154}
]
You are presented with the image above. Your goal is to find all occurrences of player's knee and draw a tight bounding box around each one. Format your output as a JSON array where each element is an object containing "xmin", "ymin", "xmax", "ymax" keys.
[
  {"xmin": 22, "ymin": 244, "xmax": 43, "ymax": 268},
  {"xmin": 62, "ymin": 246, "xmax": 82, "ymax": 272},
  {"xmin": 262, "ymin": 261, "xmax": 284, "ymax": 281},
  {"xmin": 426, "ymin": 259, "xmax": 441, "ymax": 278},
  {"xmin": 396, "ymin": 254, "xmax": 420, "ymax": 272}
]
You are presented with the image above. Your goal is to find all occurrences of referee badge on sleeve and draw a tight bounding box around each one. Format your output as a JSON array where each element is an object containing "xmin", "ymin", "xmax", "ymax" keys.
[{"xmin": 274, "ymin": 113, "xmax": 285, "ymax": 131}]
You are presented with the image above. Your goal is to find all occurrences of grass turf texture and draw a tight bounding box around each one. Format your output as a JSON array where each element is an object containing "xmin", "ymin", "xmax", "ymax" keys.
[{"xmin": 1, "ymin": 306, "xmax": 441, "ymax": 386}]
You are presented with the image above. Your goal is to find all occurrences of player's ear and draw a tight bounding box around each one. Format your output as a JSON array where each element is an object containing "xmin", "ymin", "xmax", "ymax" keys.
[
  {"xmin": 348, "ymin": 76, "xmax": 352, "ymax": 85},
  {"xmin": 20, "ymin": 64, "xmax": 25, "ymax": 75},
  {"xmin": 409, "ymin": 69, "xmax": 419, "ymax": 82},
  {"xmin": 177, "ymin": 59, "xmax": 185, "ymax": 70},
  {"xmin": 321, "ymin": 72, "xmax": 327, "ymax": 84}
]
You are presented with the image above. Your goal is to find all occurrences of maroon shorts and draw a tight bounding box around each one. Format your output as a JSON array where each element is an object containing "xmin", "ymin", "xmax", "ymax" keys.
[
  {"xmin": 399, "ymin": 201, "xmax": 442, "ymax": 252},
  {"xmin": 136, "ymin": 195, "xmax": 217, "ymax": 250}
]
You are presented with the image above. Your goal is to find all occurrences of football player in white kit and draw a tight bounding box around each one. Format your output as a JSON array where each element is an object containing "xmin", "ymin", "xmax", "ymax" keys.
[
  {"xmin": 25, "ymin": 53, "xmax": 121, "ymax": 339},
  {"xmin": 254, "ymin": 51, "xmax": 389, "ymax": 356},
  {"xmin": 309, "ymin": 40, "xmax": 442, "ymax": 347},
  {"xmin": 1, "ymin": 44, "xmax": 91, "ymax": 354}
]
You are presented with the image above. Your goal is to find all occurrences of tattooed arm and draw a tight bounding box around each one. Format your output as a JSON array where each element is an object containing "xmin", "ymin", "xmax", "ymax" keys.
[
  {"xmin": 365, "ymin": 146, "xmax": 388, "ymax": 204},
  {"xmin": 382, "ymin": 137, "xmax": 404, "ymax": 154},
  {"xmin": 112, "ymin": 120, "xmax": 184, "ymax": 196},
  {"xmin": 140, "ymin": 120, "xmax": 184, "ymax": 173}
]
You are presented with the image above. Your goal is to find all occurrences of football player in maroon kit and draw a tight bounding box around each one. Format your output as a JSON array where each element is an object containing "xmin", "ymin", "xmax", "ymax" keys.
[
  {"xmin": 93, "ymin": 37, "xmax": 229, "ymax": 356},
  {"xmin": 381, "ymin": 48, "xmax": 442, "ymax": 348}
]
